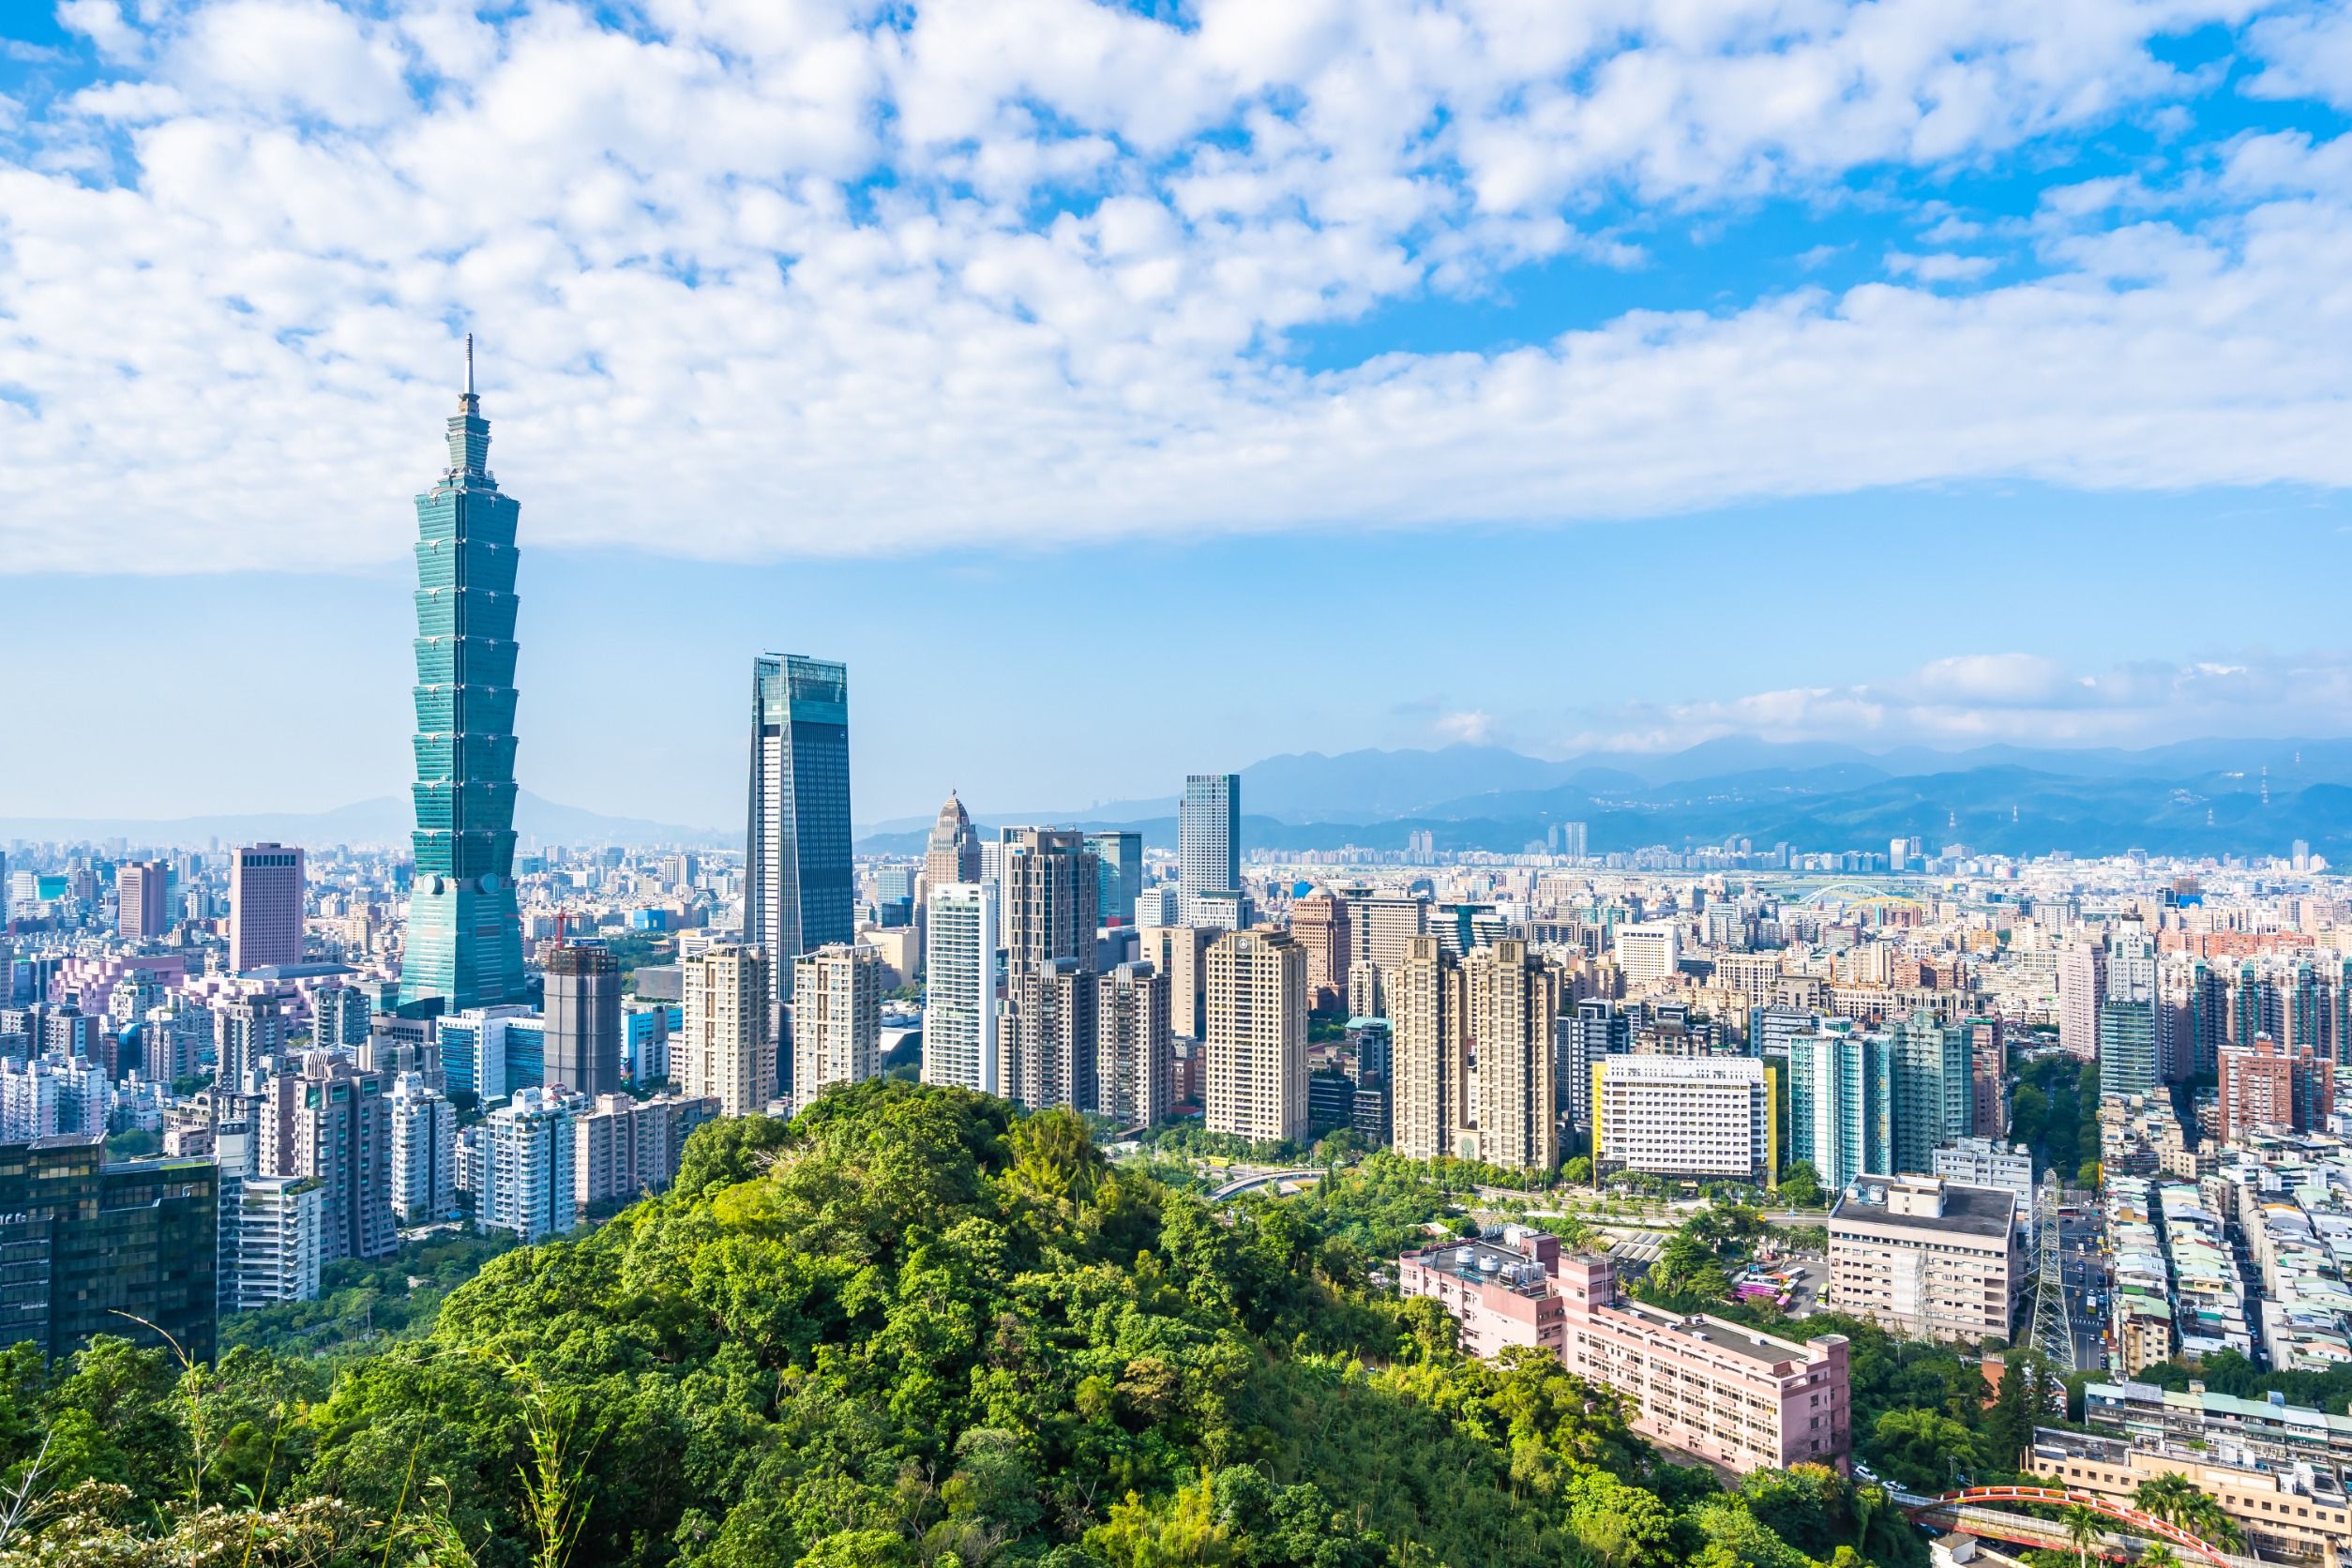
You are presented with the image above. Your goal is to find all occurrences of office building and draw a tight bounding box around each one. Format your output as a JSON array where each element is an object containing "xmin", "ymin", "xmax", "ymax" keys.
[
  {"xmin": 117, "ymin": 860, "xmax": 170, "ymax": 942},
  {"xmin": 1557, "ymin": 999, "xmax": 1631, "ymax": 1132},
  {"xmin": 2100, "ymin": 998, "xmax": 2162, "ymax": 1100},
  {"xmin": 400, "ymin": 346, "xmax": 528, "ymax": 1013},
  {"xmin": 0, "ymin": 1133, "xmax": 218, "ymax": 1364},
  {"xmin": 1397, "ymin": 1235, "xmax": 1849, "ymax": 1474},
  {"xmin": 998, "ymin": 957, "xmax": 1093, "ymax": 1111},
  {"xmin": 622, "ymin": 1002, "xmax": 673, "ymax": 1084},
  {"xmin": 431, "ymin": 1003, "xmax": 541, "ymax": 1102},
  {"xmin": 923, "ymin": 882, "xmax": 999, "ymax": 1094},
  {"xmin": 1134, "ymin": 884, "xmax": 1182, "ymax": 928},
  {"xmin": 1612, "ymin": 922, "xmax": 1680, "ymax": 984},
  {"xmin": 231, "ymin": 1175, "xmax": 324, "ymax": 1309},
  {"xmin": 1592, "ymin": 1055, "xmax": 1774, "ymax": 1182},
  {"xmin": 925, "ymin": 791, "xmax": 983, "ymax": 887},
  {"xmin": 543, "ymin": 943, "xmax": 622, "ymax": 1095},
  {"xmin": 229, "ymin": 843, "xmax": 304, "ymax": 973},
  {"xmin": 792, "ymin": 942, "xmax": 881, "ymax": 1109},
  {"xmin": 1205, "ymin": 928, "xmax": 1307, "ymax": 1144},
  {"xmin": 478, "ymin": 1086, "xmax": 577, "ymax": 1242},
  {"xmin": 1095, "ymin": 961, "xmax": 1172, "ymax": 1127},
  {"xmin": 387, "ymin": 1072, "xmax": 458, "ymax": 1224},
  {"xmin": 681, "ymin": 945, "xmax": 775, "ymax": 1117},
  {"xmin": 1000, "ymin": 829, "xmax": 1100, "ymax": 970},
  {"xmin": 1827, "ymin": 1175, "xmax": 2020, "ymax": 1342},
  {"xmin": 1391, "ymin": 937, "xmax": 1561, "ymax": 1171},
  {"xmin": 1179, "ymin": 774, "xmax": 1241, "ymax": 924},
  {"xmin": 1085, "ymin": 831, "xmax": 1142, "ymax": 927},
  {"xmin": 1337, "ymin": 884, "xmax": 1426, "ymax": 973},
  {"xmin": 1289, "ymin": 891, "xmax": 1351, "ymax": 1014},
  {"xmin": 746, "ymin": 654, "xmax": 853, "ymax": 1048}
]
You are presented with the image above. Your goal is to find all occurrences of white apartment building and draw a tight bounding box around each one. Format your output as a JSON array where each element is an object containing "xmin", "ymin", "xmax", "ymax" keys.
[
  {"xmin": 1613, "ymin": 922, "xmax": 1681, "ymax": 984},
  {"xmin": 1930, "ymin": 1137, "xmax": 2036, "ymax": 1205},
  {"xmin": 1592, "ymin": 1055, "xmax": 1774, "ymax": 1181},
  {"xmin": 1828, "ymin": 1175, "xmax": 2021, "ymax": 1343},
  {"xmin": 479, "ymin": 1086, "xmax": 579, "ymax": 1243},
  {"xmin": 1205, "ymin": 928, "xmax": 1308, "ymax": 1144},
  {"xmin": 387, "ymin": 1071, "xmax": 458, "ymax": 1224},
  {"xmin": 681, "ymin": 945, "xmax": 773, "ymax": 1118},
  {"xmin": 233, "ymin": 1174, "xmax": 324, "ymax": 1309},
  {"xmin": 923, "ymin": 882, "xmax": 999, "ymax": 1093},
  {"xmin": 573, "ymin": 1093, "xmax": 715, "ymax": 1206},
  {"xmin": 792, "ymin": 942, "xmax": 881, "ymax": 1110},
  {"xmin": 0, "ymin": 1051, "xmax": 107, "ymax": 1142}
]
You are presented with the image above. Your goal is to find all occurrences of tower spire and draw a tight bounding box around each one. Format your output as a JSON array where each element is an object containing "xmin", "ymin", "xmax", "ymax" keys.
[{"xmin": 464, "ymin": 332, "xmax": 475, "ymax": 397}]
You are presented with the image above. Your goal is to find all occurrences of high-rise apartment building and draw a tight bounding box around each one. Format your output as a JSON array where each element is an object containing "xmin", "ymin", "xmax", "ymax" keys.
[
  {"xmin": 925, "ymin": 792, "xmax": 983, "ymax": 887},
  {"xmin": 1392, "ymin": 937, "xmax": 1561, "ymax": 1170},
  {"xmin": 923, "ymin": 882, "xmax": 999, "ymax": 1094},
  {"xmin": 998, "ymin": 957, "xmax": 1093, "ymax": 1111},
  {"xmin": 681, "ymin": 945, "xmax": 774, "ymax": 1118},
  {"xmin": 317, "ymin": 986, "xmax": 372, "ymax": 1053},
  {"xmin": 2218, "ymin": 1034, "xmax": 2332, "ymax": 1141},
  {"xmin": 1335, "ymin": 884, "xmax": 1426, "ymax": 973},
  {"xmin": 117, "ymin": 860, "xmax": 170, "ymax": 942},
  {"xmin": 999, "ymin": 829, "xmax": 1100, "ymax": 970},
  {"xmin": 1084, "ymin": 831, "xmax": 1143, "ymax": 927},
  {"xmin": 1095, "ymin": 960, "xmax": 1172, "ymax": 1127},
  {"xmin": 229, "ymin": 843, "xmax": 304, "ymax": 973},
  {"xmin": 400, "ymin": 344, "xmax": 528, "ymax": 1014},
  {"xmin": 1787, "ymin": 1027, "xmax": 1892, "ymax": 1190},
  {"xmin": 2058, "ymin": 934, "xmax": 2106, "ymax": 1062},
  {"xmin": 215, "ymin": 995, "xmax": 283, "ymax": 1089},
  {"xmin": 1889, "ymin": 1012, "xmax": 1970, "ymax": 1177},
  {"xmin": 543, "ymin": 943, "xmax": 623, "ymax": 1095},
  {"xmin": 387, "ymin": 1072, "xmax": 458, "ymax": 1224},
  {"xmin": 479, "ymin": 1086, "xmax": 577, "ymax": 1242},
  {"xmin": 746, "ymin": 654, "xmax": 853, "ymax": 1051},
  {"xmin": 1205, "ymin": 928, "xmax": 1307, "ymax": 1144},
  {"xmin": 572, "ymin": 1092, "xmax": 715, "ymax": 1206},
  {"xmin": 792, "ymin": 942, "xmax": 881, "ymax": 1109},
  {"xmin": 1138, "ymin": 924, "xmax": 1211, "ymax": 1040},
  {"xmin": 257, "ymin": 1053, "xmax": 395, "ymax": 1264},
  {"xmin": 1289, "ymin": 891, "xmax": 1351, "ymax": 1014},
  {"xmin": 1179, "ymin": 774, "xmax": 1240, "ymax": 924},
  {"xmin": 1964, "ymin": 1017, "xmax": 2006, "ymax": 1138},
  {"xmin": 231, "ymin": 1174, "xmax": 324, "ymax": 1310}
]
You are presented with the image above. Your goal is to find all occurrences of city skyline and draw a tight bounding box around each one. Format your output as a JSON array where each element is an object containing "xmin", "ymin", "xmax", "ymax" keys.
[{"xmin": 7, "ymin": 4, "xmax": 2352, "ymax": 824}]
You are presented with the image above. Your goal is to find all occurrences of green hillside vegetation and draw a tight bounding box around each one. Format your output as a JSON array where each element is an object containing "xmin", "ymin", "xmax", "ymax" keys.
[{"xmin": 1, "ymin": 1081, "xmax": 1927, "ymax": 1567}]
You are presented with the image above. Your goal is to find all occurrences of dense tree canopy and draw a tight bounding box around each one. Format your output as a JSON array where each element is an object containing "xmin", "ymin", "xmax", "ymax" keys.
[{"xmin": 3, "ymin": 1082, "xmax": 1928, "ymax": 1566}]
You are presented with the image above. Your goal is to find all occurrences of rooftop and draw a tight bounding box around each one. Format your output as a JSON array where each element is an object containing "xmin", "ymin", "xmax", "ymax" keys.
[
  {"xmin": 1830, "ymin": 1178, "xmax": 2015, "ymax": 1240},
  {"xmin": 1612, "ymin": 1293, "xmax": 1829, "ymax": 1369},
  {"xmin": 1404, "ymin": 1237, "xmax": 1552, "ymax": 1297}
]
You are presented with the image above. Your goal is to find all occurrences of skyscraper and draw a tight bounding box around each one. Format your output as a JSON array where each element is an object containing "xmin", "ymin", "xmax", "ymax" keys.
[
  {"xmin": 1289, "ymin": 890, "xmax": 1350, "ymax": 1014},
  {"xmin": 1204, "ymin": 927, "xmax": 1307, "ymax": 1144},
  {"xmin": 543, "ymin": 943, "xmax": 622, "ymax": 1096},
  {"xmin": 999, "ymin": 829, "xmax": 1100, "ymax": 971},
  {"xmin": 400, "ymin": 340, "xmax": 527, "ymax": 1014},
  {"xmin": 229, "ymin": 843, "xmax": 304, "ymax": 972},
  {"xmin": 2057, "ymin": 934, "xmax": 2105, "ymax": 1061},
  {"xmin": 1889, "ymin": 1011, "xmax": 1970, "ymax": 1176},
  {"xmin": 926, "ymin": 792, "xmax": 982, "ymax": 887},
  {"xmin": 1084, "ymin": 830, "xmax": 1142, "ymax": 926},
  {"xmin": 1180, "ymin": 774, "xmax": 1240, "ymax": 924},
  {"xmin": 1390, "ymin": 937, "xmax": 1560, "ymax": 1171},
  {"xmin": 923, "ymin": 882, "xmax": 999, "ymax": 1093},
  {"xmin": 746, "ymin": 654, "xmax": 853, "ymax": 1056},
  {"xmin": 117, "ymin": 860, "xmax": 170, "ymax": 942},
  {"xmin": 1787, "ymin": 1027, "xmax": 1892, "ymax": 1191}
]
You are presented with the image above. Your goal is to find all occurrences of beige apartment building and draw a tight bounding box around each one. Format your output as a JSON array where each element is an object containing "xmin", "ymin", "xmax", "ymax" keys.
[
  {"xmin": 792, "ymin": 942, "xmax": 881, "ymax": 1110},
  {"xmin": 1138, "ymin": 924, "xmax": 1212, "ymax": 1040},
  {"xmin": 1827, "ymin": 1175, "xmax": 2021, "ymax": 1343},
  {"xmin": 1205, "ymin": 928, "xmax": 1307, "ymax": 1144},
  {"xmin": 2029, "ymin": 1426, "xmax": 2352, "ymax": 1562},
  {"xmin": 1391, "ymin": 937, "xmax": 1560, "ymax": 1171},
  {"xmin": 681, "ymin": 944, "xmax": 773, "ymax": 1118}
]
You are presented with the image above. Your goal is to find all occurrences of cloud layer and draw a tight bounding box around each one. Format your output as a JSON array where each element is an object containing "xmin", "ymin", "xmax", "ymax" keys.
[{"xmin": 3, "ymin": 0, "xmax": 2350, "ymax": 572}]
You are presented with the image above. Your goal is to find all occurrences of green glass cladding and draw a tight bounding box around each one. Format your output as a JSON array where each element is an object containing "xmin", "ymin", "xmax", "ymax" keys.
[{"xmin": 400, "ymin": 382, "xmax": 527, "ymax": 1013}]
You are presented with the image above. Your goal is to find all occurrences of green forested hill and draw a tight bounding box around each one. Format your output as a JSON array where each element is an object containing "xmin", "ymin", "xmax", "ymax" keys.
[{"xmin": 2, "ymin": 1082, "xmax": 1922, "ymax": 1567}]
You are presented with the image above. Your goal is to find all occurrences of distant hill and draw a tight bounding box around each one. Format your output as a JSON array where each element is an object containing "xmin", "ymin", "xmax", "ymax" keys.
[{"xmin": 0, "ymin": 791, "xmax": 730, "ymax": 851}]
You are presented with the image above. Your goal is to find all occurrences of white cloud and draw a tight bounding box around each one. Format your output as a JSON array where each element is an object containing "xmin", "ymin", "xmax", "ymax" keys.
[
  {"xmin": 0, "ymin": 0, "xmax": 2345, "ymax": 574},
  {"xmin": 1554, "ymin": 651, "xmax": 2352, "ymax": 755},
  {"xmin": 1434, "ymin": 709, "xmax": 1498, "ymax": 745}
]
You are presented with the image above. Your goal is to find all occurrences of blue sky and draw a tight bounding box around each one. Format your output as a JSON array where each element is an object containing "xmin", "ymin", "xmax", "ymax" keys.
[{"xmin": 6, "ymin": 0, "xmax": 2352, "ymax": 827}]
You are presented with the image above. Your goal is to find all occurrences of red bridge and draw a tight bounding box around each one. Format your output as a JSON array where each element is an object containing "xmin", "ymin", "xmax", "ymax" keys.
[{"xmin": 1897, "ymin": 1484, "xmax": 2241, "ymax": 1566}]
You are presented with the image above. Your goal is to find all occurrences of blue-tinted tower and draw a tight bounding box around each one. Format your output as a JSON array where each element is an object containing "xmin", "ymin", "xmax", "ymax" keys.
[
  {"xmin": 746, "ymin": 654, "xmax": 853, "ymax": 1076},
  {"xmin": 400, "ymin": 338, "xmax": 527, "ymax": 1014}
]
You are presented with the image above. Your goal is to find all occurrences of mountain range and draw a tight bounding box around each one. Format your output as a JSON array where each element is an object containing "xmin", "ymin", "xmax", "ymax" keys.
[{"xmin": 8, "ymin": 736, "xmax": 2346, "ymax": 860}]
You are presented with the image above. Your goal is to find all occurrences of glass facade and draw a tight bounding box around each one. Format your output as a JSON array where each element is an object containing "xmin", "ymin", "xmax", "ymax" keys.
[
  {"xmin": 400, "ymin": 364, "xmax": 527, "ymax": 1013},
  {"xmin": 0, "ymin": 1135, "xmax": 217, "ymax": 1363},
  {"xmin": 746, "ymin": 654, "xmax": 853, "ymax": 1082}
]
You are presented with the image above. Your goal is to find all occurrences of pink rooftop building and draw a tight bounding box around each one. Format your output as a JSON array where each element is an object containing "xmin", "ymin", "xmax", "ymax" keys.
[{"xmin": 1399, "ymin": 1230, "xmax": 1850, "ymax": 1475}]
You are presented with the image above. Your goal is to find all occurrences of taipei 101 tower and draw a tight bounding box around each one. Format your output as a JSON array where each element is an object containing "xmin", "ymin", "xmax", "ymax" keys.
[{"xmin": 399, "ymin": 338, "xmax": 527, "ymax": 1012}]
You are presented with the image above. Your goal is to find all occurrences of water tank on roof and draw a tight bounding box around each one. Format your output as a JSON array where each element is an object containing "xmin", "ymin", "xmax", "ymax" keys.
[{"xmin": 1479, "ymin": 1255, "xmax": 1500, "ymax": 1274}]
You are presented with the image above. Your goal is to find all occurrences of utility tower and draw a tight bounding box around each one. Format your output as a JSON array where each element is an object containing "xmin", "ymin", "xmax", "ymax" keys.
[{"xmin": 2028, "ymin": 1168, "xmax": 2077, "ymax": 1372}]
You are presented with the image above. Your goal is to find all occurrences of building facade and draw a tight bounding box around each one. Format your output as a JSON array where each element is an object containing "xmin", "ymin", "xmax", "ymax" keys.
[
  {"xmin": 792, "ymin": 942, "xmax": 881, "ymax": 1109},
  {"xmin": 543, "ymin": 942, "xmax": 623, "ymax": 1096},
  {"xmin": 229, "ymin": 843, "xmax": 305, "ymax": 973},
  {"xmin": 1827, "ymin": 1175, "xmax": 2020, "ymax": 1343},
  {"xmin": 681, "ymin": 945, "xmax": 775, "ymax": 1117},
  {"xmin": 925, "ymin": 792, "xmax": 982, "ymax": 887},
  {"xmin": 923, "ymin": 882, "xmax": 999, "ymax": 1094},
  {"xmin": 1095, "ymin": 960, "xmax": 1172, "ymax": 1127},
  {"xmin": 1205, "ymin": 928, "xmax": 1307, "ymax": 1144},
  {"xmin": 1592, "ymin": 1054, "xmax": 1775, "ymax": 1182},
  {"xmin": 746, "ymin": 653, "xmax": 853, "ymax": 1052},
  {"xmin": 1179, "ymin": 774, "xmax": 1240, "ymax": 925}
]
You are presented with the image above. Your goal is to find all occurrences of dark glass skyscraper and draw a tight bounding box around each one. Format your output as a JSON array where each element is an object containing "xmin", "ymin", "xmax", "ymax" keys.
[
  {"xmin": 746, "ymin": 654, "xmax": 852, "ymax": 1075},
  {"xmin": 400, "ymin": 340, "xmax": 527, "ymax": 1014}
]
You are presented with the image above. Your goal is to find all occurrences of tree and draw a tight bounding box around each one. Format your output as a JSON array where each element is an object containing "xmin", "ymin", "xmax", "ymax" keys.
[
  {"xmin": 2131, "ymin": 1473, "xmax": 2200, "ymax": 1532},
  {"xmin": 2137, "ymin": 1545, "xmax": 2179, "ymax": 1568},
  {"xmin": 1775, "ymin": 1161, "xmax": 1825, "ymax": 1209},
  {"xmin": 2061, "ymin": 1502, "xmax": 2103, "ymax": 1568}
]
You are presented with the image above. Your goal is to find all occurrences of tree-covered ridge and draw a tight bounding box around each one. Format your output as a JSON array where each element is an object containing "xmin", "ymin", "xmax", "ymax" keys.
[{"xmin": 3, "ymin": 1081, "xmax": 1924, "ymax": 1567}]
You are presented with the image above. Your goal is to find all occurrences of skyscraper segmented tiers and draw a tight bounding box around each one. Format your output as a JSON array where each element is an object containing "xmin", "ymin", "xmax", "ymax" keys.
[{"xmin": 400, "ymin": 338, "xmax": 527, "ymax": 1014}]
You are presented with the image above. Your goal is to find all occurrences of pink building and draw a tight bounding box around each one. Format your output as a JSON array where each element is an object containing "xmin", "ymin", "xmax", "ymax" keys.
[
  {"xmin": 1399, "ymin": 1232, "xmax": 1850, "ymax": 1475},
  {"xmin": 117, "ymin": 861, "xmax": 172, "ymax": 942},
  {"xmin": 230, "ymin": 843, "xmax": 306, "ymax": 973}
]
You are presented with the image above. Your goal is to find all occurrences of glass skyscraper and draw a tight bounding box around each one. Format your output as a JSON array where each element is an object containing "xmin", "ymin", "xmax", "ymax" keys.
[
  {"xmin": 1179, "ymin": 773, "xmax": 1240, "ymax": 923},
  {"xmin": 400, "ymin": 340, "xmax": 527, "ymax": 1014},
  {"xmin": 746, "ymin": 654, "xmax": 853, "ymax": 1076}
]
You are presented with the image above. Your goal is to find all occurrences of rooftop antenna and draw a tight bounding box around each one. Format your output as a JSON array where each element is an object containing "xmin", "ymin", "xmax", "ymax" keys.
[{"xmin": 464, "ymin": 332, "xmax": 475, "ymax": 396}]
